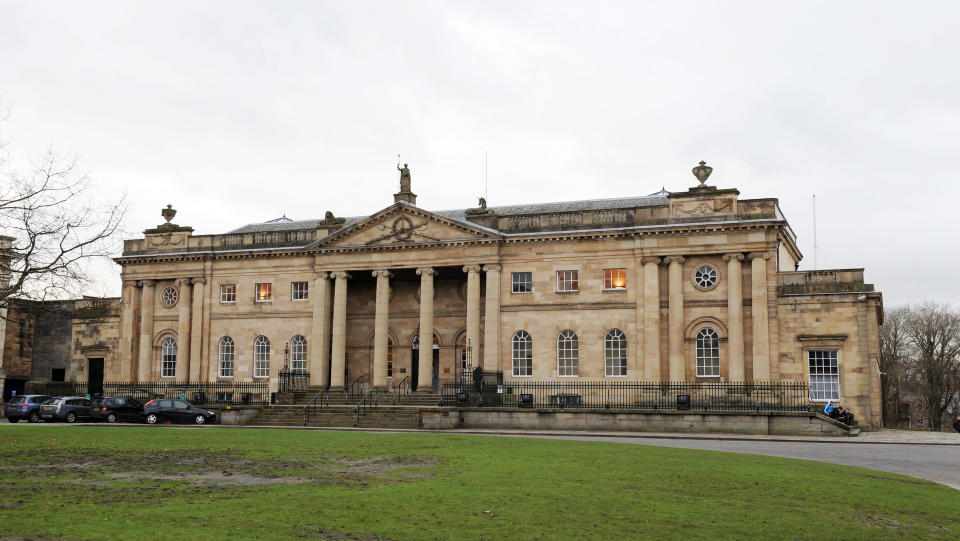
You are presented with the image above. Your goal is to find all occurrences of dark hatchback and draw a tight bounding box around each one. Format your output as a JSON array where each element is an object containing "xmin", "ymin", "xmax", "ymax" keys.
[
  {"xmin": 3, "ymin": 395, "xmax": 53, "ymax": 423},
  {"xmin": 143, "ymin": 399, "xmax": 216, "ymax": 425},
  {"xmin": 90, "ymin": 396, "xmax": 144, "ymax": 423},
  {"xmin": 40, "ymin": 396, "xmax": 94, "ymax": 423}
]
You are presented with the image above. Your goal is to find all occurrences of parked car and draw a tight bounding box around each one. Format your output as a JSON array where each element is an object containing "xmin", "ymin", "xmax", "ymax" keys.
[
  {"xmin": 40, "ymin": 396, "xmax": 93, "ymax": 423},
  {"xmin": 3, "ymin": 394, "xmax": 53, "ymax": 423},
  {"xmin": 142, "ymin": 399, "xmax": 216, "ymax": 425},
  {"xmin": 90, "ymin": 396, "xmax": 144, "ymax": 423}
]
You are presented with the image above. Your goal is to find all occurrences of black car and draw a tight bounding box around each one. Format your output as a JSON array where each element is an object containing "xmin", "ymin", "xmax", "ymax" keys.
[
  {"xmin": 3, "ymin": 394, "xmax": 53, "ymax": 423},
  {"xmin": 90, "ymin": 396, "xmax": 144, "ymax": 423},
  {"xmin": 40, "ymin": 396, "xmax": 94, "ymax": 423},
  {"xmin": 142, "ymin": 399, "xmax": 216, "ymax": 425}
]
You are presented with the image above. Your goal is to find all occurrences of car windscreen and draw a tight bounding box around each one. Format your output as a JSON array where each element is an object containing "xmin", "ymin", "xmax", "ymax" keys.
[{"xmin": 41, "ymin": 398, "xmax": 59, "ymax": 405}]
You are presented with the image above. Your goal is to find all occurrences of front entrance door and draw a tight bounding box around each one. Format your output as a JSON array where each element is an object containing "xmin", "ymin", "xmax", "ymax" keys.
[
  {"xmin": 410, "ymin": 347, "xmax": 440, "ymax": 392},
  {"xmin": 87, "ymin": 358, "xmax": 104, "ymax": 397}
]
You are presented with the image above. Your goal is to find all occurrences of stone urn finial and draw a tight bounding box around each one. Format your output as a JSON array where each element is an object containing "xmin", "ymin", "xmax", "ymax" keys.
[
  {"xmin": 692, "ymin": 161, "xmax": 713, "ymax": 185},
  {"xmin": 162, "ymin": 204, "xmax": 177, "ymax": 224}
]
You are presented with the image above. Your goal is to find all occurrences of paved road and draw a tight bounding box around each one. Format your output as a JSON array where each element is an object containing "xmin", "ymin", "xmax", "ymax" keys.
[{"xmin": 521, "ymin": 434, "xmax": 960, "ymax": 490}]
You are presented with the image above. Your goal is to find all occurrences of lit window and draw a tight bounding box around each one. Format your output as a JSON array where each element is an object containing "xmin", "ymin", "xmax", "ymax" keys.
[
  {"xmin": 696, "ymin": 328, "xmax": 720, "ymax": 377},
  {"xmin": 292, "ymin": 281, "xmax": 309, "ymax": 301},
  {"xmin": 604, "ymin": 329, "xmax": 627, "ymax": 377},
  {"xmin": 808, "ymin": 350, "xmax": 839, "ymax": 401},
  {"xmin": 290, "ymin": 335, "xmax": 307, "ymax": 372},
  {"xmin": 160, "ymin": 337, "xmax": 176, "ymax": 378},
  {"xmin": 557, "ymin": 330, "xmax": 579, "ymax": 376},
  {"xmin": 512, "ymin": 331, "xmax": 532, "ymax": 377},
  {"xmin": 603, "ymin": 269, "xmax": 627, "ymax": 290},
  {"xmin": 218, "ymin": 337, "xmax": 235, "ymax": 378},
  {"xmin": 220, "ymin": 284, "xmax": 236, "ymax": 303},
  {"xmin": 512, "ymin": 272, "xmax": 532, "ymax": 294},
  {"xmin": 556, "ymin": 270, "xmax": 579, "ymax": 292},
  {"xmin": 254, "ymin": 336, "xmax": 270, "ymax": 378},
  {"xmin": 255, "ymin": 283, "xmax": 272, "ymax": 302}
]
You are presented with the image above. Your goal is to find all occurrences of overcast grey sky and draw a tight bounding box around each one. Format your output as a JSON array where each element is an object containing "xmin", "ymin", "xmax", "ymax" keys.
[{"xmin": 1, "ymin": 1, "xmax": 958, "ymax": 307}]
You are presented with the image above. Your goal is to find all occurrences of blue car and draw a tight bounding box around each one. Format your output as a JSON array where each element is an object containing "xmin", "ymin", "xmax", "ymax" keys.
[{"xmin": 3, "ymin": 395, "xmax": 53, "ymax": 423}]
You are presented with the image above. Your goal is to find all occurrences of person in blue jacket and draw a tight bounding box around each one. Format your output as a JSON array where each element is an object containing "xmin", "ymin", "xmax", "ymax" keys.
[{"xmin": 824, "ymin": 400, "xmax": 836, "ymax": 416}]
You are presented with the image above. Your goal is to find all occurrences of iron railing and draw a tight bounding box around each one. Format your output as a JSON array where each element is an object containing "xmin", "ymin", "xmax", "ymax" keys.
[
  {"xmin": 347, "ymin": 375, "xmax": 365, "ymax": 401},
  {"xmin": 393, "ymin": 376, "xmax": 411, "ymax": 404},
  {"xmin": 303, "ymin": 388, "xmax": 329, "ymax": 426},
  {"xmin": 278, "ymin": 369, "xmax": 310, "ymax": 393},
  {"xmin": 354, "ymin": 387, "xmax": 379, "ymax": 427},
  {"xmin": 39, "ymin": 381, "xmax": 269, "ymax": 407},
  {"xmin": 439, "ymin": 380, "xmax": 813, "ymax": 413}
]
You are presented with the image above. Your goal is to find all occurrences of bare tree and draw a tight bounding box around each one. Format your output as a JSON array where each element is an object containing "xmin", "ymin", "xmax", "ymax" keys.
[
  {"xmin": 902, "ymin": 302, "xmax": 960, "ymax": 431},
  {"xmin": 879, "ymin": 306, "xmax": 910, "ymax": 427},
  {"xmin": 0, "ymin": 113, "xmax": 127, "ymax": 308}
]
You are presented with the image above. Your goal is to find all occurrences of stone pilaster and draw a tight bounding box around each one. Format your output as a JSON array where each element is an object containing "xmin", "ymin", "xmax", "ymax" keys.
[
  {"xmin": 464, "ymin": 265, "xmax": 482, "ymax": 368},
  {"xmin": 310, "ymin": 271, "xmax": 331, "ymax": 387},
  {"xmin": 641, "ymin": 256, "xmax": 661, "ymax": 380},
  {"xmin": 372, "ymin": 270, "xmax": 392, "ymax": 389},
  {"xmin": 416, "ymin": 267, "xmax": 436, "ymax": 392},
  {"xmin": 137, "ymin": 280, "xmax": 156, "ymax": 382},
  {"xmin": 189, "ymin": 278, "xmax": 205, "ymax": 381},
  {"xmin": 723, "ymin": 253, "xmax": 744, "ymax": 381},
  {"xmin": 666, "ymin": 257, "xmax": 685, "ymax": 381},
  {"xmin": 175, "ymin": 278, "xmax": 192, "ymax": 382},
  {"xmin": 482, "ymin": 264, "xmax": 501, "ymax": 372},
  {"xmin": 329, "ymin": 272, "xmax": 350, "ymax": 388},
  {"xmin": 119, "ymin": 281, "xmax": 138, "ymax": 381},
  {"xmin": 749, "ymin": 252, "xmax": 771, "ymax": 380}
]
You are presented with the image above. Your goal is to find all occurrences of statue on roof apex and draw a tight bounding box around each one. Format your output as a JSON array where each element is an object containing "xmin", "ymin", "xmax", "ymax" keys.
[{"xmin": 397, "ymin": 162, "xmax": 411, "ymax": 193}]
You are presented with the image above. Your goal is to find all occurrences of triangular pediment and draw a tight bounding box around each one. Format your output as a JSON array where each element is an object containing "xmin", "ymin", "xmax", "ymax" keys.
[{"xmin": 311, "ymin": 203, "xmax": 499, "ymax": 249}]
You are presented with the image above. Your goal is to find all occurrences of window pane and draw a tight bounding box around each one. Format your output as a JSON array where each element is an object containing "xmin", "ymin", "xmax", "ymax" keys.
[
  {"xmin": 604, "ymin": 269, "xmax": 627, "ymax": 289},
  {"xmin": 696, "ymin": 328, "xmax": 720, "ymax": 377},
  {"xmin": 161, "ymin": 337, "xmax": 177, "ymax": 378},
  {"xmin": 292, "ymin": 281, "xmax": 309, "ymax": 301},
  {"xmin": 808, "ymin": 350, "xmax": 839, "ymax": 400},
  {"xmin": 512, "ymin": 272, "xmax": 532, "ymax": 294},
  {"xmin": 604, "ymin": 329, "xmax": 627, "ymax": 376},
  {"xmin": 254, "ymin": 336, "xmax": 270, "ymax": 377},
  {"xmin": 220, "ymin": 284, "xmax": 236, "ymax": 303},
  {"xmin": 219, "ymin": 336, "xmax": 235, "ymax": 378},
  {"xmin": 255, "ymin": 283, "xmax": 272, "ymax": 302},
  {"xmin": 557, "ymin": 330, "xmax": 579, "ymax": 376},
  {"xmin": 557, "ymin": 270, "xmax": 579, "ymax": 292},
  {"xmin": 512, "ymin": 331, "xmax": 532, "ymax": 377},
  {"xmin": 290, "ymin": 335, "xmax": 307, "ymax": 372}
]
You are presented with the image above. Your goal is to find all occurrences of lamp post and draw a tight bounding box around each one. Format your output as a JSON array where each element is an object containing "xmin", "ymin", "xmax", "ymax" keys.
[{"xmin": 284, "ymin": 342, "xmax": 290, "ymax": 372}]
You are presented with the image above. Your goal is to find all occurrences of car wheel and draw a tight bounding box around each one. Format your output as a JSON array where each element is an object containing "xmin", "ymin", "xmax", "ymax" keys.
[
  {"xmin": 7, "ymin": 417, "xmax": 19, "ymax": 423},
  {"xmin": 106, "ymin": 413, "xmax": 117, "ymax": 424},
  {"xmin": 28, "ymin": 411, "xmax": 41, "ymax": 423},
  {"xmin": 145, "ymin": 413, "xmax": 159, "ymax": 424},
  {"xmin": 194, "ymin": 414, "xmax": 206, "ymax": 425},
  {"xmin": 65, "ymin": 412, "xmax": 77, "ymax": 423}
]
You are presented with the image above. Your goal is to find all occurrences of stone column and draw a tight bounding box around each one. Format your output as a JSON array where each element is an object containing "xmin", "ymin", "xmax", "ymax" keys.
[
  {"xmin": 464, "ymin": 265, "xmax": 482, "ymax": 367},
  {"xmin": 723, "ymin": 253, "xmax": 745, "ymax": 381},
  {"xmin": 310, "ymin": 272, "xmax": 332, "ymax": 387},
  {"xmin": 189, "ymin": 278, "xmax": 205, "ymax": 381},
  {"xmin": 665, "ymin": 257, "xmax": 685, "ymax": 381},
  {"xmin": 750, "ymin": 252, "xmax": 771, "ymax": 380},
  {"xmin": 119, "ymin": 281, "xmax": 138, "ymax": 381},
  {"xmin": 175, "ymin": 278, "xmax": 192, "ymax": 382},
  {"xmin": 416, "ymin": 267, "xmax": 435, "ymax": 392},
  {"xmin": 137, "ymin": 280, "xmax": 156, "ymax": 382},
  {"xmin": 482, "ymin": 265, "xmax": 501, "ymax": 372},
  {"xmin": 330, "ymin": 272, "xmax": 350, "ymax": 388},
  {"xmin": 641, "ymin": 257, "xmax": 661, "ymax": 381},
  {"xmin": 372, "ymin": 270, "xmax": 392, "ymax": 389}
]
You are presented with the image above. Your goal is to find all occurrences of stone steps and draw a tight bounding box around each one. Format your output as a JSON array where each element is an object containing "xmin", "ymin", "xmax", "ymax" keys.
[{"xmin": 252, "ymin": 404, "xmax": 425, "ymax": 429}]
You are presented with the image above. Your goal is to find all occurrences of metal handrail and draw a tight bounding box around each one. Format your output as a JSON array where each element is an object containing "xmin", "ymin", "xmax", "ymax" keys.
[
  {"xmin": 393, "ymin": 376, "xmax": 411, "ymax": 404},
  {"xmin": 353, "ymin": 387, "xmax": 378, "ymax": 427},
  {"xmin": 347, "ymin": 375, "xmax": 365, "ymax": 401},
  {"xmin": 303, "ymin": 389, "xmax": 329, "ymax": 426}
]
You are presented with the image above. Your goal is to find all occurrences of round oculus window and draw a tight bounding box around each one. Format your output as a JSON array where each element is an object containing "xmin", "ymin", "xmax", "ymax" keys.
[
  {"xmin": 693, "ymin": 265, "xmax": 718, "ymax": 289},
  {"xmin": 160, "ymin": 286, "xmax": 179, "ymax": 307}
]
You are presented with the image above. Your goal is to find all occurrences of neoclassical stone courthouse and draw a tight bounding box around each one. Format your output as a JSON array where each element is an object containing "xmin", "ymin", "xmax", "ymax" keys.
[{"xmin": 100, "ymin": 162, "xmax": 883, "ymax": 426}]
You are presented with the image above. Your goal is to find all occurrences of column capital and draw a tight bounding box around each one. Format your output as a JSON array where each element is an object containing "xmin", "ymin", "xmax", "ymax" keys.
[
  {"xmin": 137, "ymin": 280, "xmax": 156, "ymax": 287},
  {"xmin": 190, "ymin": 277, "xmax": 206, "ymax": 285},
  {"xmin": 175, "ymin": 278, "xmax": 191, "ymax": 287},
  {"xmin": 314, "ymin": 271, "xmax": 329, "ymax": 280},
  {"xmin": 416, "ymin": 267, "xmax": 436, "ymax": 276},
  {"xmin": 330, "ymin": 271, "xmax": 351, "ymax": 280},
  {"xmin": 748, "ymin": 252, "xmax": 771, "ymax": 261},
  {"xmin": 122, "ymin": 279, "xmax": 138, "ymax": 288},
  {"xmin": 482, "ymin": 264, "xmax": 501, "ymax": 273},
  {"xmin": 463, "ymin": 264, "xmax": 483, "ymax": 273},
  {"xmin": 663, "ymin": 256, "xmax": 686, "ymax": 265},
  {"xmin": 722, "ymin": 252, "xmax": 745, "ymax": 262},
  {"xmin": 640, "ymin": 256, "xmax": 662, "ymax": 265},
  {"xmin": 371, "ymin": 269, "xmax": 393, "ymax": 279}
]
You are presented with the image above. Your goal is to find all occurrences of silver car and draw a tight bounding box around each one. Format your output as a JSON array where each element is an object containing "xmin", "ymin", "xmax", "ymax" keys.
[{"xmin": 40, "ymin": 396, "xmax": 93, "ymax": 423}]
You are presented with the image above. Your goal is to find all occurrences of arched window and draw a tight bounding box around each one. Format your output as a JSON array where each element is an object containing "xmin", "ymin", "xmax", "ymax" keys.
[
  {"xmin": 160, "ymin": 337, "xmax": 176, "ymax": 378},
  {"xmin": 696, "ymin": 328, "xmax": 720, "ymax": 377},
  {"xmin": 512, "ymin": 331, "xmax": 532, "ymax": 377},
  {"xmin": 290, "ymin": 335, "xmax": 307, "ymax": 373},
  {"xmin": 604, "ymin": 329, "xmax": 627, "ymax": 377},
  {"xmin": 254, "ymin": 336, "xmax": 270, "ymax": 378},
  {"xmin": 218, "ymin": 336, "xmax": 235, "ymax": 378},
  {"xmin": 456, "ymin": 334, "xmax": 469, "ymax": 375},
  {"xmin": 387, "ymin": 338, "xmax": 394, "ymax": 379},
  {"xmin": 557, "ymin": 330, "xmax": 579, "ymax": 377}
]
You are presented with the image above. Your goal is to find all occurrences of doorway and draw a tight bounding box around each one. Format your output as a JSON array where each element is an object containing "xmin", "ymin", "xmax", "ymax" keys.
[
  {"xmin": 410, "ymin": 337, "xmax": 440, "ymax": 392},
  {"xmin": 87, "ymin": 358, "xmax": 104, "ymax": 397}
]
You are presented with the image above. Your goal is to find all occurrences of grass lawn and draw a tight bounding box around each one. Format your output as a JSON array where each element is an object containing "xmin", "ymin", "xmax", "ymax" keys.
[{"xmin": 0, "ymin": 426, "xmax": 957, "ymax": 540}]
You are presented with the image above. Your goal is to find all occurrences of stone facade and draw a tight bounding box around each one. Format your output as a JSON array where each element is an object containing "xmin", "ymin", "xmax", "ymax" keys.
[{"xmin": 111, "ymin": 164, "xmax": 885, "ymax": 427}]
